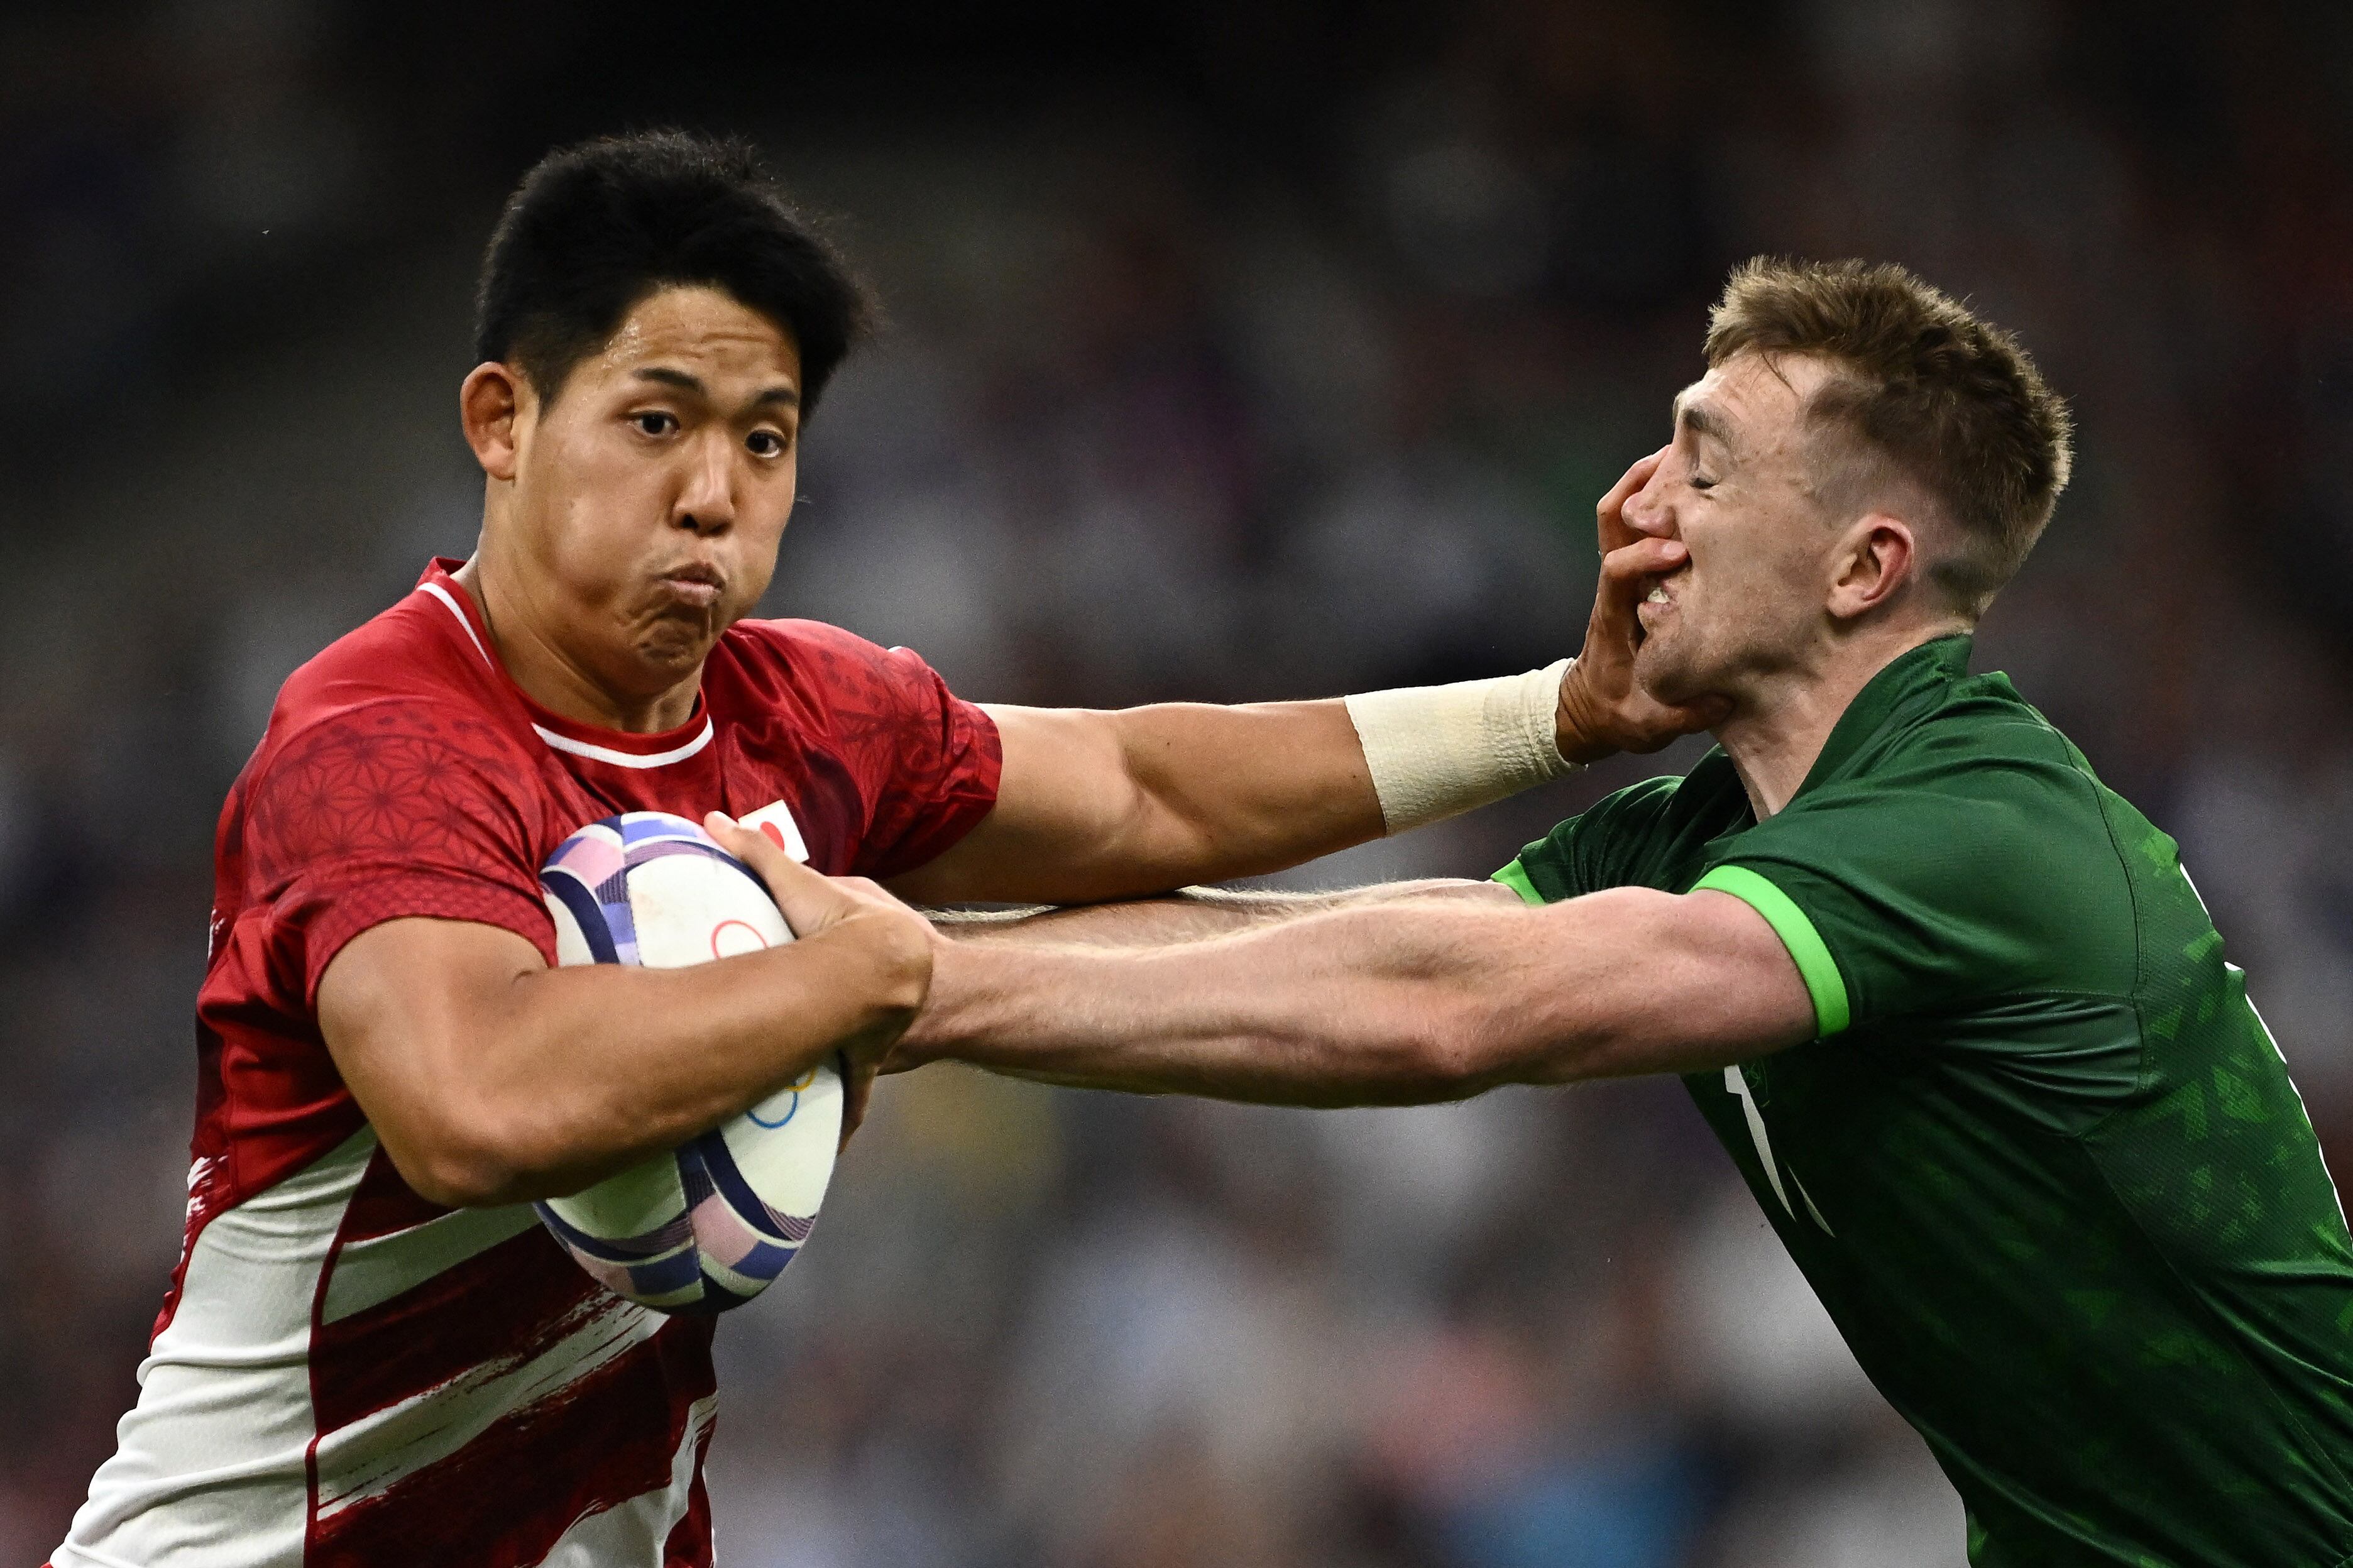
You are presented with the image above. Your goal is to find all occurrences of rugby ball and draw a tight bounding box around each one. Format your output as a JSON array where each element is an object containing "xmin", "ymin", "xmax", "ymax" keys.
[{"xmin": 534, "ymin": 811, "xmax": 841, "ymax": 1313}]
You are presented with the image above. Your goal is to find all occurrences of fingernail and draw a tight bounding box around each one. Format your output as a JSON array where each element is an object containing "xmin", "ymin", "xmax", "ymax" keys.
[{"xmin": 706, "ymin": 810, "xmax": 738, "ymax": 830}]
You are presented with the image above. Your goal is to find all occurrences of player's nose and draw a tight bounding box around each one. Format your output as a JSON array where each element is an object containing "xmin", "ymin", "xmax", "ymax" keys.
[
  {"xmin": 1621, "ymin": 470, "xmax": 1674, "ymax": 540},
  {"xmin": 674, "ymin": 432, "xmax": 737, "ymax": 535}
]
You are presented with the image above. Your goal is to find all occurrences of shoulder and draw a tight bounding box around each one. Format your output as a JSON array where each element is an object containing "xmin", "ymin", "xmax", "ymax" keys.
[
  {"xmin": 265, "ymin": 589, "xmax": 505, "ymax": 747},
  {"xmin": 723, "ymin": 616, "xmax": 916, "ymax": 678},
  {"xmin": 718, "ymin": 618, "xmax": 962, "ymax": 712},
  {"xmin": 1731, "ymin": 687, "xmax": 2138, "ymax": 1002},
  {"xmin": 1637, "ymin": 750, "xmax": 1747, "ymax": 823},
  {"xmin": 1510, "ymin": 751, "xmax": 1745, "ymax": 902},
  {"xmin": 724, "ymin": 615, "xmax": 873, "ymax": 654},
  {"xmin": 235, "ymin": 600, "xmax": 541, "ymax": 869},
  {"xmin": 720, "ymin": 619, "xmax": 1000, "ymax": 879},
  {"xmin": 237, "ymin": 693, "xmax": 544, "ymax": 883},
  {"xmin": 1767, "ymin": 685, "xmax": 2115, "ymax": 883},
  {"xmin": 715, "ymin": 619, "xmax": 992, "ymax": 773},
  {"xmin": 1836, "ymin": 675, "xmax": 2109, "ymax": 833},
  {"xmin": 1583, "ymin": 750, "xmax": 1750, "ymax": 847}
]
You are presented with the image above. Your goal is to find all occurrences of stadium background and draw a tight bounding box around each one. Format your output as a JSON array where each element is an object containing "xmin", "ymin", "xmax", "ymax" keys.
[{"xmin": 5, "ymin": 1, "xmax": 2353, "ymax": 1562}]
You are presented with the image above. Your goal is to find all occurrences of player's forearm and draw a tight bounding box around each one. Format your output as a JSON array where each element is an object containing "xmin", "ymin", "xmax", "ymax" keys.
[
  {"xmin": 331, "ymin": 915, "xmax": 926, "ymax": 1207},
  {"xmin": 902, "ymin": 906, "xmax": 1527, "ymax": 1105},
  {"xmin": 902, "ymin": 887, "xmax": 1794, "ymax": 1104},
  {"xmin": 927, "ymin": 881, "xmax": 1485, "ymax": 948},
  {"xmin": 492, "ymin": 927, "xmax": 919, "ymax": 1195},
  {"xmin": 1103, "ymin": 662, "xmax": 1593, "ymax": 885},
  {"xmin": 924, "ymin": 896, "xmax": 1263, "ymax": 948},
  {"xmin": 902, "ymin": 679, "xmax": 1581, "ymax": 906}
]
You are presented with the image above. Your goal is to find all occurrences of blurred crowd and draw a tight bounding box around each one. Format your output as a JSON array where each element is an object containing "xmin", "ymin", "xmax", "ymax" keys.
[{"xmin": 6, "ymin": 1, "xmax": 2353, "ymax": 1563}]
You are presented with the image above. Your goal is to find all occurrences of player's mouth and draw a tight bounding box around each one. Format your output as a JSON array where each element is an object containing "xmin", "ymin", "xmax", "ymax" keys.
[
  {"xmin": 1637, "ymin": 566, "xmax": 1686, "ymax": 630},
  {"xmin": 655, "ymin": 562, "xmax": 727, "ymax": 608}
]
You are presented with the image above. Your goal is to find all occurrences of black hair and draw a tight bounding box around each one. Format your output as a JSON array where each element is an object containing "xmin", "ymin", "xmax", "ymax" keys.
[{"xmin": 473, "ymin": 130, "xmax": 877, "ymax": 414}]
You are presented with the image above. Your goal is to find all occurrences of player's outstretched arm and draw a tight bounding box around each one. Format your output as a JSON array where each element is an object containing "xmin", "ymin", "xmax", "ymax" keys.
[
  {"xmin": 887, "ymin": 883, "xmax": 1817, "ymax": 1105},
  {"xmin": 888, "ymin": 696, "xmax": 1387, "ymax": 906},
  {"xmin": 928, "ymin": 879, "xmax": 1508, "ymax": 948},
  {"xmin": 317, "ymin": 867, "xmax": 929, "ymax": 1209},
  {"xmin": 887, "ymin": 451, "xmax": 1719, "ymax": 907}
]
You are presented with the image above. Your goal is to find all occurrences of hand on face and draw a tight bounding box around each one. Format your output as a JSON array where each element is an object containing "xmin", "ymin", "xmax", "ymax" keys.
[{"xmin": 1555, "ymin": 448, "xmax": 1731, "ymax": 765}]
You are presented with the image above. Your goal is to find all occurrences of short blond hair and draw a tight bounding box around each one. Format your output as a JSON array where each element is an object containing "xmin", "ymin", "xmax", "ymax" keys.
[{"xmin": 1705, "ymin": 258, "xmax": 2073, "ymax": 616}]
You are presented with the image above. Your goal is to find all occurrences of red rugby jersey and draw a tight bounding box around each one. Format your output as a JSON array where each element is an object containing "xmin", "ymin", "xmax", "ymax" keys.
[{"xmin": 55, "ymin": 560, "xmax": 1001, "ymax": 1568}]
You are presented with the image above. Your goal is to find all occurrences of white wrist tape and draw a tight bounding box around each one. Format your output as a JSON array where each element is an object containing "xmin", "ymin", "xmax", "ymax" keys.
[{"xmin": 1344, "ymin": 658, "xmax": 1578, "ymax": 835}]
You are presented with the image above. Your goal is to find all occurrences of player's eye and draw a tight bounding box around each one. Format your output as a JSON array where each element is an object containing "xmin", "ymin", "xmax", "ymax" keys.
[
  {"xmin": 1690, "ymin": 473, "xmax": 1717, "ymax": 491},
  {"xmin": 746, "ymin": 429, "xmax": 791, "ymax": 458},
  {"xmin": 630, "ymin": 410, "xmax": 678, "ymax": 437}
]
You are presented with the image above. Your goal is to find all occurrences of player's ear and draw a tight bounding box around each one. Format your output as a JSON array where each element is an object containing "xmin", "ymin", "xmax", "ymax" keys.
[
  {"xmin": 459, "ymin": 363, "xmax": 529, "ymax": 482},
  {"xmin": 1826, "ymin": 513, "xmax": 1917, "ymax": 621}
]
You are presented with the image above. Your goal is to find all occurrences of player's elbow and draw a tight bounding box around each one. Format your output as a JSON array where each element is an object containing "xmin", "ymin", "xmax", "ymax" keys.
[
  {"xmin": 378, "ymin": 1121, "xmax": 525, "ymax": 1209},
  {"xmin": 375, "ymin": 1093, "xmax": 576, "ymax": 1209},
  {"xmin": 1391, "ymin": 995, "xmax": 1524, "ymax": 1100},
  {"xmin": 1424, "ymin": 970, "xmax": 1620, "ymax": 1091}
]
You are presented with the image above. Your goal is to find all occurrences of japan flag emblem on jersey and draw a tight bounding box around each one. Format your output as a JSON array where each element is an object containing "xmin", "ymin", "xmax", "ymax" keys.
[{"xmin": 740, "ymin": 801, "xmax": 809, "ymax": 863}]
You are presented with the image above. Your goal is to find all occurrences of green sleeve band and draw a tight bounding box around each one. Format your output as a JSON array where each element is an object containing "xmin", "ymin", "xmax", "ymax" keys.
[
  {"xmin": 1491, "ymin": 859, "xmax": 1544, "ymax": 906},
  {"xmin": 1691, "ymin": 864, "xmax": 1851, "ymax": 1037}
]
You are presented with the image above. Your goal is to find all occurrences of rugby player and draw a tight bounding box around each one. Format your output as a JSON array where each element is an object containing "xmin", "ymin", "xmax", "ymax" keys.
[
  {"xmin": 52, "ymin": 132, "xmax": 1699, "ymax": 1565},
  {"xmin": 821, "ymin": 259, "xmax": 2353, "ymax": 1565}
]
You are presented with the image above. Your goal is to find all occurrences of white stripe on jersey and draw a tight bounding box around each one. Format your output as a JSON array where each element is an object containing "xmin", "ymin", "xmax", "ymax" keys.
[
  {"xmin": 55, "ymin": 1130, "xmax": 371, "ymax": 1567},
  {"xmin": 419, "ymin": 581, "xmax": 493, "ymax": 667},
  {"xmin": 420, "ymin": 578, "xmax": 719, "ymax": 770},
  {"xmin": 314, "ymin": 1291, "xmax": 662, "ymax": 1520},
  {"xmin": 530, "ymin": 720, "xmax": 716, "ymax": 769},
  {"xmin": 321, "ymin": 1203, "xmax": 539, "ymax": 1325},
  {"xmin": 55, "ymin": 1128, "xmax": 699, "ymax": 1566}
]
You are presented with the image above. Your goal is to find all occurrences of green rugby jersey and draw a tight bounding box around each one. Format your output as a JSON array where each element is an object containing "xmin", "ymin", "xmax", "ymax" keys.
[{"xmin": 1497, "ymin": 635, "xmax": 2353, "ymax": 1565}]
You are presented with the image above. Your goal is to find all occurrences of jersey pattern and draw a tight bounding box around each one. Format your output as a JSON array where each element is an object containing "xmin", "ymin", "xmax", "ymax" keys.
[
  {"xmin": 1499, "ymin": 636, "xmax": 2353, "ymax": 1568},
  {"xmin": 56, "ymin": 561, "xmax": 1001, "ymax": 1568}
]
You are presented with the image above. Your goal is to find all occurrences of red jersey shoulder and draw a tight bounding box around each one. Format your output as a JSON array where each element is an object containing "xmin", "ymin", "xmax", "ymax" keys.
[
  {"xmin": 719, "ymin": 618, "xmax": 940, "ymax": 719},
  {"xmin": 265, "ymin": 589, "xmax": 495, "ymax": 737},
  {"xmin": 715, "ymin": 618, "xmax": 1002, "ymax": 880},
  {"xmin": 232, "ymin": 591, "xmax": 547, "ymax": 898}
]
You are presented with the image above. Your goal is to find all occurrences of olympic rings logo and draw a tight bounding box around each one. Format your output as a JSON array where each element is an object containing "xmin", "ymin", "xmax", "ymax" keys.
[{"xmin": 746, "ymin": 1065, "xmax": 823, "ymax": 1129}]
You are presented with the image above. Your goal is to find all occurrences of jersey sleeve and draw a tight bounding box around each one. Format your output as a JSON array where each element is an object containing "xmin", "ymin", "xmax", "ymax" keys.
[
  {"xmin": 1693, "ymin": 742, "xmax": 2132, "ymax": 1039},
  {"xmin": 1493, "ymin": 776, "xmax": 1685, "ymax": 905},
  {"xmin": 768, "ymin": 628, "xmax": 1002, "ymax": 880},
  {"xmin": 856, "ymin": 646, "xmax": 1001, "ymax": 877},
  {"xmin": 239, "ymin": 701, "xmax": 555, "ymax": 1005}
]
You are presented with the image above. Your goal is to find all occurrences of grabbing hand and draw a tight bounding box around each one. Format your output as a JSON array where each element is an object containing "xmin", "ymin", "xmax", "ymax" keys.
[
  {"xmin": 705, "ymin": 812, "xmax": 934, "ymax": 1149},
  {"xmin": 1555, "ymin": 448, "xmax": 1729, "ymax": 764}
]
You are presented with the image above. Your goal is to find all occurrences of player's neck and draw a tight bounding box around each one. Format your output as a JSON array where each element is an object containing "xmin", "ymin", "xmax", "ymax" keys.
[
  {"xmin": 450, "ymin": 557, "xmax": 703, "ymax": 735},
  {"xmin": 1716, "ymin": 623, "xmax": 1956, "ymax": 820}
]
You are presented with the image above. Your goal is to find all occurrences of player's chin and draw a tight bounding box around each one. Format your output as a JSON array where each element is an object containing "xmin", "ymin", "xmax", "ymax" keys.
[
  {"xmin": 1633, "ymin": 638, "xmax": 1699, "ymax": 708},
  {"xmin": 631, "ymin": 615, "xmax": 720, "ymax": 679}
]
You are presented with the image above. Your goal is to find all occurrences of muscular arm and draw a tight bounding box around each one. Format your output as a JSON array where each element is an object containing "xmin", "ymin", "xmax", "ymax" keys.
[
  {"xmin": 896, "ymin": 886, "xmax": 1815, "ymax": 1105},
  {"xmin": 887, "ymin": 701, "xmax": 1385, "ymax": 906},
  {"xmin": 930, "ymin": 878, "xmax": 1513, "ymax": 948},
  {"xmin": 317, "ymin": 879, "xmax": 928, "ymax": 1209}
]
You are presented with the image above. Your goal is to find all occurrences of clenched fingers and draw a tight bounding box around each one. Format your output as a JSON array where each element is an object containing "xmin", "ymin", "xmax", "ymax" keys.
[
  {"xmin": 1596, "ymin": 537, "xmax": 1690, "ymax": 639},
  {"xmin": 1599, "ymin": 535, "xmax": 1689, "ymax": 586}
]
